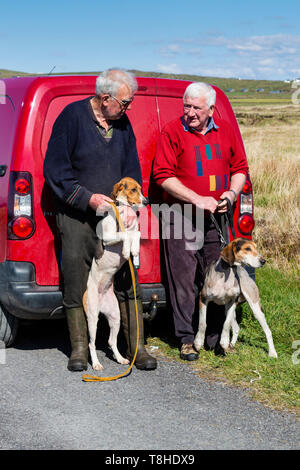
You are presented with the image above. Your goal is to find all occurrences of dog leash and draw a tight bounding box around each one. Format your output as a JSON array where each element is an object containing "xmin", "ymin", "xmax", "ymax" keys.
[
  {"xmin": 82, "ymin": 202, "xmax": 139, "ymax": 382},
  {"xmin": 210, "ymin": 197, "xmax": 236, "ymax": 249}
]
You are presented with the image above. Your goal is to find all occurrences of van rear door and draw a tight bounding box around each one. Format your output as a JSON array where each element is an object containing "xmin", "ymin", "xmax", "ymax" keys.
[
  {"xmin": 0, "ymin": 82, "xmax": 19, "ymax": 262},
  {"xmin": 127, "ymin": 78, "xmax": 161, "ymax": 284}
]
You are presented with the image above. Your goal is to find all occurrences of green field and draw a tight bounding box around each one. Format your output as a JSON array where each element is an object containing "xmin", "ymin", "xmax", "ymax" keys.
[{"xmin": 0, "ymin": 68, "xmax": 295, "ymax": 106}]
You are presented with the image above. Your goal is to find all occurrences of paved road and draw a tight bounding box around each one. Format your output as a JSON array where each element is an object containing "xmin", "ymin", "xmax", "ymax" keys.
[{"xmin": 0, "ymin": 318, "xmax": 298, "ymax": 450}]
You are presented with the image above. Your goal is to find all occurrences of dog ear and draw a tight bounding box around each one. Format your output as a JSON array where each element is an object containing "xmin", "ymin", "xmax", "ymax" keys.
[
  {"xmin": 235, "ymin": 238, "xmax": 246, "ymax": 252},
  {"xmin": 221, "ymin": 241, "xmax": 235, "ymax": 266},
  {"xmin": 111, "ymin": 182, "xmax": 123, "ymax": 200}
]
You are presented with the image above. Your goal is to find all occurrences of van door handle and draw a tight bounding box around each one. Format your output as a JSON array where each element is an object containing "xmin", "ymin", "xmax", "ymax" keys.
[{"xmin": 0, "ymin": 165, "xmax": 7, "ymax": 177}]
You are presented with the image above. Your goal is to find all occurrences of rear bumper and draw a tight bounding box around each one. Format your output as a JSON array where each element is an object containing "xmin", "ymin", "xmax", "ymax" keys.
[
  {"xmin": 0, "ymin": 261, "xmax": 166, "ymax": 320},
  {"xmin": 0, "ymin": 261, "xmax": 64, "ymax": 319}
]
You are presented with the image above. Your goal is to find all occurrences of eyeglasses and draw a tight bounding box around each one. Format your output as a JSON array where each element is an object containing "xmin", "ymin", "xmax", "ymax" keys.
[
  {"xmin": 110, "ymin": 95, "xmax": 133, "ymax": 108},
  {"xmin": 183, "ymin": 103, "xmax": 203, "ymax": 111}
]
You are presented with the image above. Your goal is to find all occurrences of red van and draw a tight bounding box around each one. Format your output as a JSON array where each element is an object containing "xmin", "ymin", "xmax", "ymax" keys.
[{"xmin": 0, "ymin": 75, "xmax": 254, "ymax": 346}]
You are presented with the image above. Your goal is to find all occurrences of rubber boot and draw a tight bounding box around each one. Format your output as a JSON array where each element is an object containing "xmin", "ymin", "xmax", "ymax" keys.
[
  {"xmin": 65, "ymin": 307, "xmax": 88, "ymax": 372},
  {"xmin": 119, "ymin": 299, "xmax": 157, "ymax": 370}
]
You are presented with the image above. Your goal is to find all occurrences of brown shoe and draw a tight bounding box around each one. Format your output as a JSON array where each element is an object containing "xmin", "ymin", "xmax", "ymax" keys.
[{"xmin": 180, "ymin": 343, "xmax": 199, "ymax": 361}]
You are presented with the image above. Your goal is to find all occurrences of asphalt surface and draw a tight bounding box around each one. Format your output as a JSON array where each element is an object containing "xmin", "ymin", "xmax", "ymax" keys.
[{"xmin": 0, "ymin": 318, "xmax": 299, "ymax": 450}]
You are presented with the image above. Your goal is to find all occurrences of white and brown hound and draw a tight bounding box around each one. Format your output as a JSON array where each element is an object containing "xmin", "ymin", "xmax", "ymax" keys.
[
  {"xmin": 83, "ymin": 177, "xmax": 148, "ymax": 371},
  {"xmin": 194, "ymin": 238, "xmax": 277, "ymax": 358}
]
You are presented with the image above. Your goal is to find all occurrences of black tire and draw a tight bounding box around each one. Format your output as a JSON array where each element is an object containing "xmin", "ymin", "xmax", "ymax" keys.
[{"xmin": 0, "ymin": 304, "xmax": 19, "ymax": 347}]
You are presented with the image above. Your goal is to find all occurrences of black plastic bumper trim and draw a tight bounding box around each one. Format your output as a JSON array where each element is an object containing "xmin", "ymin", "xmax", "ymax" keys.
[{"xmin": 0, "ymin": 261, "xmax": 167, "ymax": 320}]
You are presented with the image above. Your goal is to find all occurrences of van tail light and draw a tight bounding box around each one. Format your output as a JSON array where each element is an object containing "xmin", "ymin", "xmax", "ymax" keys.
[
  {"xmin": 237, "ymin": 178, "xmax": 255, "ymax": 235},
  {"xmin": 238, "ymin": 214, "xmax": 255, "ymax": 235},
  {"xmin": 242, "ymin": 180, "xmax": 252, "ymax": 194},
  {"xmin": 11, "ymin": 216, "xmax": 34, "ymax": 238},
  {"xmin": 7, "ymin": 171, "xmax": 35, "ymax": 240},
  {"xmin": 15, "ymin": 178, "xmax": 30, "ymax": 194}
]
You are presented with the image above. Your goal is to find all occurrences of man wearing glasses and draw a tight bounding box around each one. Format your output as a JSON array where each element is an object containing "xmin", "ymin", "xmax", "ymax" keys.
[
  {"xmin": 44, "ymin": 69, "xmax": 157, "ymax": 372},
  {"xmin": 153, "ymin": 82, "xmax": 248, "ymax": 361}
]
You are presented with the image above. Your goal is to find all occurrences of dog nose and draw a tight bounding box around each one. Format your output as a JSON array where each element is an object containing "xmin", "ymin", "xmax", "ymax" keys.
[
  {"xmin": 260, "ymin": 257, "xmax": 266, "ymax": 265},
  {"xmin": 143, "ymin": 196, "xmax": 149, "ymax": 206}
]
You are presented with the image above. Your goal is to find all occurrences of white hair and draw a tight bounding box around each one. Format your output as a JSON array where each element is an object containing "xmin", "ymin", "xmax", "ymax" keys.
[
  {"xmin": 183, "ymin": 82, "xmax": 216, "ymax": 108},
  {"xmin": 96, "ymin": 69, "xmax": 138, "ymax": 96}
]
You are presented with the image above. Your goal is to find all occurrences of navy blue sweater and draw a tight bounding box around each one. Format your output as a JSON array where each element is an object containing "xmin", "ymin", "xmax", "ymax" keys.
[{"xmin": 43, "ymin": 97, "xmax": 142, "ymax": 213}]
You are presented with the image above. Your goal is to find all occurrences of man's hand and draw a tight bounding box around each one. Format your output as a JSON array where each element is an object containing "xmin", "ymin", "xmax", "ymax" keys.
[
  {"xmin": 89, "ymin": 194, "xmax": 113, "ymax": 214},
  {"xmin": 160, "ymin": 177, "xmax": 221, "ymax": 213},
  {"xmin": 195, "ymin": 195, "xmax": 219, "ymax": 213},
  {"xmin": 216, "ymin": 190, "xmax": 235, "ymax": 213}
]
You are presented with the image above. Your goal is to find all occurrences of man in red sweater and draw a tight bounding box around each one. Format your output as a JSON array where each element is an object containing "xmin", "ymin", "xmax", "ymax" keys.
[{"xmin": 153, "ymin": 82, "xmax": 248, "ymax": 360}]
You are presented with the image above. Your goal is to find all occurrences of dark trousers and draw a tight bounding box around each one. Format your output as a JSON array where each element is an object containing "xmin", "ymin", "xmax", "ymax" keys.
[
  {"xmin": 162, "ymin": 214, "xmax": 226, "ymax": 346},
  {"xmin": 56, "ymin": 211, "xmax": 142, "ymax": 309}
]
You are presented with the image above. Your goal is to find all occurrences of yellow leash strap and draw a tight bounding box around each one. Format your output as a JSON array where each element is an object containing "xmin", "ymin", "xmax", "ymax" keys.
[{"xmin": 82, "ymin": 202, "xmax": 139, "ymax": 382}]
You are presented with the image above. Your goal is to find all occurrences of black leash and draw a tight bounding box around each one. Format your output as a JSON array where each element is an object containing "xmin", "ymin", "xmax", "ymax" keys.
[{"xmin": 210, "ymin": 197, "xmax": 236, "ymax": 249}]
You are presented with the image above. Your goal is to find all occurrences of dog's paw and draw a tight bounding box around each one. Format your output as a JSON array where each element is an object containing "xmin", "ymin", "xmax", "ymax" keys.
[
  {"xmin": 120, "ymin": 358, "xmax": 130, "ymax": 365},
  {"xmin": 194, "ymin": 335, "xmax": 204, "ymax": 352},
  {"xmin": 220, "ymin": 341, "xmax": 230, "ymax": 352},
  {"xmin": 122, "ymin": 249, "xmax": 130, "ymax": 259},
  {"xmin": 114, "ymin": 354, "xmax": 130, "ymax": 365},
  {"xmin": 268, "ymin": 350, "xmax": 278, "ymax": 359},
  {"xmin": 92, "ymin": 362, "xmax": 104, "ymax": 371}
]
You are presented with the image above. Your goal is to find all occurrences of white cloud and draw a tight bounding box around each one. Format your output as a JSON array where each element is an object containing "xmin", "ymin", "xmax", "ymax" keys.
[
  {"xmin": 258, "ymin": 58, "xmax": 275, "ymax": 66},
  {"xmin": 157, "ymin": 63, "xmax": 182, "ymax": 74},
  {"xmin": 160, "ymin": 43, "xmax": 182, "ymax": 57},
  {"xmin": 229, "ymin": 43, "xmax": 263, "ymax": 52},
  {"xmin": 157, "ymin": 33, "xmax": 300, "ymax": 79}
]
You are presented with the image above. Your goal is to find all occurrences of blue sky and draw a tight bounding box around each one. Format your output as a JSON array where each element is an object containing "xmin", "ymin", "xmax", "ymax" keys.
[{"xmin": 1, "ymin": 0, "xmax": 300, "ymax": 80}]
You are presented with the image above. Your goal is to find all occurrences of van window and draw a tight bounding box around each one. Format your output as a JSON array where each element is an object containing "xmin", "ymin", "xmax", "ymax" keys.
[
  {"xmin": 127, "ymin": 94, "xmax": 161, "ymax": 283},
  {"xmin": 41, "ymin": 95, "xmax": 91, "ymax": 156},
  {"xmin": 126, "ymin": 94, "xmax": 159, "ymax": 194},
  {"xmin": 0, "ymin": 94, "xmax": 16, "ymax": 167}
]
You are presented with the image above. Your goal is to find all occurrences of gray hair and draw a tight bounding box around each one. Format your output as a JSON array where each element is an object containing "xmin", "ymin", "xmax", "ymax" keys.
[
  {"xmin": 183, "ymin": 82, "xmax": 216, "ymax": 108},
  {"xmin": 96, "ymin": 69, "xmax": 138, "ymax": 96}
]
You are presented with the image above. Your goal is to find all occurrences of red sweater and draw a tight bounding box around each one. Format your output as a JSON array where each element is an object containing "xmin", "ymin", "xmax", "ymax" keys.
[{"xmin": 153, "ymin": 117, "xmax": 248, "ymax": 201}]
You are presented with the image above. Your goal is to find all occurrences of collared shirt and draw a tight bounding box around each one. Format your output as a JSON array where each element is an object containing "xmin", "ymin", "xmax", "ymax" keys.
[
  {"xmin": 88, "ymin": 98, "xmax": 114, "ymax": 139},
  {"xmin": 180, "ymin": 116, "xmax": 219, "ymax": 135},
  {"xmin": 97, "ymin": 124, "xmax": 114, "ymax": 139}
]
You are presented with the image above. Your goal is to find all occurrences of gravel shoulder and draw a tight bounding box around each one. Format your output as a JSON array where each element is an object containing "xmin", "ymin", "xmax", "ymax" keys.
[{"xmin": 0, "ymin": 319, "xmax": 298, "ymax": 450}]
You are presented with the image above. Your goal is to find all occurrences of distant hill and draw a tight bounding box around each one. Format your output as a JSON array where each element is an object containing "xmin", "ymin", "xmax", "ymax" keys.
[
  {"xmin": 0, "ymin": 68, "xmax": 32, "ymax": 78},
  {"xmin": 0, "ymin": 68, "xmax": 293, "ymax": 105}
]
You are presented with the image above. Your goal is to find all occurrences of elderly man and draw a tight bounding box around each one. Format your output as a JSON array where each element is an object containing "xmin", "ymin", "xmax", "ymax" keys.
[
  {"xmin": 44, "ymin": 69, "xmax": 157, "ymax": 372},
  {"xmin": 153, "ymin": 82, "xmax": 248, "ymax": 360}
]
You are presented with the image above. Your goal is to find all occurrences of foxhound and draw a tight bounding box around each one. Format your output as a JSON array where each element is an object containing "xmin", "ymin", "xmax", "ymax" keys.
[
  {"xmin": 194, "ymin": 238, "xmax": 278, "ymax": 358},
  {"xmin": 83, "ymin": 177, "xmax": 148, "ymax": 371}
]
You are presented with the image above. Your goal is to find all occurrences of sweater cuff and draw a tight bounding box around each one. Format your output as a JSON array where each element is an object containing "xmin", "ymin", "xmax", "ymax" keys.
[
  {"xmin": 66, "ymin": 186, "xmax": 93, "ymax": 212},
  {"xmin": 153, "ymin": 176, "xmax": 171, "ymax": 186},
  {"xmin": 230, "ymin": 169, "xmax": 248, "ymax": 177}
]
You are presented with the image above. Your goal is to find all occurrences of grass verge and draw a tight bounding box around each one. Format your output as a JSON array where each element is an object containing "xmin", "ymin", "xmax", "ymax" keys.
[{"xmin": 148, "ymin": 265, "xmax": 300, "ymax": 414}]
